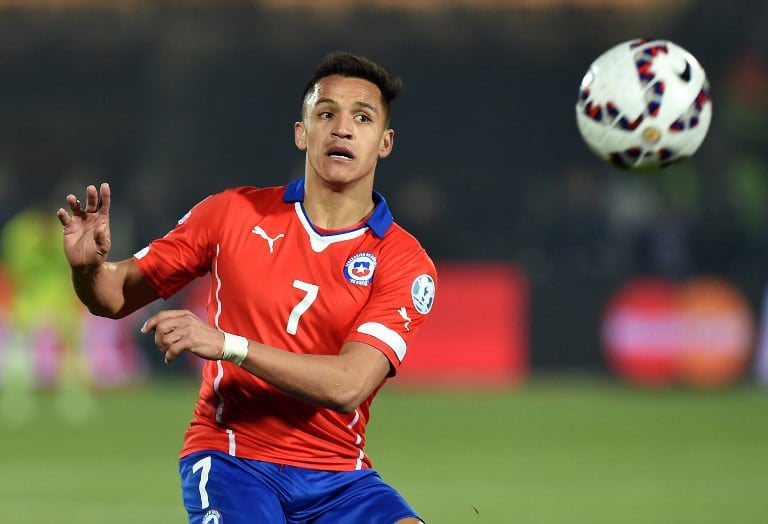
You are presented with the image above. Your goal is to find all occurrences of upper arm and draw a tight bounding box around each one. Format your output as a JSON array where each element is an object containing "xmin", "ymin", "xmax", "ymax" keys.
[
  {"xmin": 73, "ymin": 257, "xmax": 159, "ymax": 319},
  {"xmin": 338, "ymin": 341, "xmax": 392, "ymax": 403}
]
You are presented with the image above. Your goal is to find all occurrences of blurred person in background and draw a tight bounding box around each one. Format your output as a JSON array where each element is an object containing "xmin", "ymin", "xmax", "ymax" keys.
[
  {"xmin": 1, "ymin": 201, "xmax": 93, "ymax": 425},
  {"xmin": 57, "ymin": 52, "xmax": 436, "ymax": 524}
]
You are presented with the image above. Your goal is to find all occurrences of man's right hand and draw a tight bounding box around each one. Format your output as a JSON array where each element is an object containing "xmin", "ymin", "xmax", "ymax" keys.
[{"xmin": 57, "ymin": 183, "xmax": 112, "ymax": 269}]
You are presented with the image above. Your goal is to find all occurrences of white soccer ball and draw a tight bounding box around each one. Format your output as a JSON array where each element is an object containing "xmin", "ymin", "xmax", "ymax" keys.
[{"xmin": 575, "ymin": 38, "xmax": 712, "ymax": 171}]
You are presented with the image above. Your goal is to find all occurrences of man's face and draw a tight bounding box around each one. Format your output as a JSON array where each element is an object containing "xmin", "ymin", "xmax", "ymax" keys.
[{"xmin": 295, "ymin": 75, "xmax": 394, "ymax": 188}]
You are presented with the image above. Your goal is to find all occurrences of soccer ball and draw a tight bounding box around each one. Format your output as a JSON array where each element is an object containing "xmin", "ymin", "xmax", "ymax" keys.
[{"xmin": 575, "ymin": 38, "xmax": 712, "ymax": 171}]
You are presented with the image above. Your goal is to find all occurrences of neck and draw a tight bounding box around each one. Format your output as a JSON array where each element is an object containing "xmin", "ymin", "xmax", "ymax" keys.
[{"xmin": 302, "ymin": 175, "xmax": 375, "ymax": 230}]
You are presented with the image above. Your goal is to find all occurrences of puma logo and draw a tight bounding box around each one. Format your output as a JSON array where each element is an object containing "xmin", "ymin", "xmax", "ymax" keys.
[
  {"xmin": 251, "ymin": 225, "xmax": 285, "ymax": 253},
  {"xmin": 397, "ymin": 307, "xmax": 411, "ymax": 331}
]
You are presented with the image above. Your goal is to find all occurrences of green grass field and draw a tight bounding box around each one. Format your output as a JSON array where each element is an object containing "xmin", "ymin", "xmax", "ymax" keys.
[{"xmin": 1, "ymin": 377, "xmax": 767, "ymax": 523}]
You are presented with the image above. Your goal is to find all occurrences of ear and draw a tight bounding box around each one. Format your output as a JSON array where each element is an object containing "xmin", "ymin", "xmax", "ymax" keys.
[
  {"xmin": 378, "ymin": 129, "xmax": 394, "ymax": 159},
  {"xmin": 294, "ymin": 121, "xmax": 307, "ymax": 151}
]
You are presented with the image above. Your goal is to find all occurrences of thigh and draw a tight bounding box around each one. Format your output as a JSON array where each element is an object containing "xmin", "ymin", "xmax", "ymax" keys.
[
  {"xmin": 179, "ymin": 451, "xmax": 287, "ymax": 524},
  {"xmin": 299, "ymin": 469, "xmax": 422, "ymax": 524}
]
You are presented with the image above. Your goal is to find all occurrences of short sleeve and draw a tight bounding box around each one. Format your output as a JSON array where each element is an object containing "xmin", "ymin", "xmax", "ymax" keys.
[
  {"xmin": 345, "ymin": 239, "xmax": 437, "ymax": 374},
  {"xmin": 133, "ymin": 192, "xmax": 227, "ymax": 299}
]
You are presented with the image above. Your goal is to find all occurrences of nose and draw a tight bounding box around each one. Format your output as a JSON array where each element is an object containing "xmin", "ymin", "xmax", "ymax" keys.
[{"xmin": 332, "ymin": 113, "xmax": 354, "ymax": 139}]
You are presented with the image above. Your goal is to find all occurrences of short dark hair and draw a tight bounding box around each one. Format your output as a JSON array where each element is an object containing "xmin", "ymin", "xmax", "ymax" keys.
[{"xmin": 301, "ymin": 51, "xmax": 402, "ymax": 123}]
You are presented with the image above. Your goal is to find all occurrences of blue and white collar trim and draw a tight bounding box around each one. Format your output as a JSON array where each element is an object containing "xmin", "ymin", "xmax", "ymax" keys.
[{"xmin": 282, "ymin": 177, "xmax": 393, "ymax": 238}]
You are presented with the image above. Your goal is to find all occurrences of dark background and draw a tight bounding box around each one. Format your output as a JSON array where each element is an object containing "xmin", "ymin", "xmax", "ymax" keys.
[{"xmin": 1, "ymin": 0, "xmax": 767, "ymax": 375}]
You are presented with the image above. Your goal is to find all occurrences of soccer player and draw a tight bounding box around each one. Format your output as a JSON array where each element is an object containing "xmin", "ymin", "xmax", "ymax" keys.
[{"xmin": 57, "ymin": 52, "xmax": 436, "ymax": 524}]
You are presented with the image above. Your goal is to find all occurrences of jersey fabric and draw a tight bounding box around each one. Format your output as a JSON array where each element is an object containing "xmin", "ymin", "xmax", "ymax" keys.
[
  {"xmin": 134, "ymin": 177, "xmax": 437, "ymax": 471},
  {"xmin": 179, "ymin": 450, "xmax": 421, "ymax": 524}
]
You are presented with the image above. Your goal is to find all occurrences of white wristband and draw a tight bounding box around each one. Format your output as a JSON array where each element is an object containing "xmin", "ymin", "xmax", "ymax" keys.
[{"xmin": 221, "ymin": 332, "xmax": 248, "ymax": 366}]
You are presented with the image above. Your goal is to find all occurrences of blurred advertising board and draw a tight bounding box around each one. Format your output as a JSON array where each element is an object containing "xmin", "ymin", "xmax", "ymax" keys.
[
  {"xmin": 179, "ymin": 262, "xmax": 529, "ymax": 387},
  {"xmin": 393, "ymin": 262, "xmax": 529, "ymax": 387},
  {"xmin": 602, "ymin": 277, "xmax": 754, "ymax": 388}
]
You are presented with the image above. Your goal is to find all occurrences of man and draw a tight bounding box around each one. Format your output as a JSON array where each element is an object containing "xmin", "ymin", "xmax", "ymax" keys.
[{"xmin": 57, "ymin": 52, "xmax": 436, "ymax": 524}]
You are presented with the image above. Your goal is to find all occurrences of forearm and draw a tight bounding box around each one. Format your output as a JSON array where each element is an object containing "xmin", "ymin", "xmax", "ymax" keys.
[
  {"xmin": 238, "ymin": 341, "xmax": 387, "ymax": 414},
  {"xmin": 71, "ymin": 259, "xmax": 155, "ymax": 319},
  {"xmin": 71, "ymin": 261, "xmax": 129, "ymax": 317},
  {"xmin": 142, "ymin": 310, "xmax": 391, "ymax": 413}
]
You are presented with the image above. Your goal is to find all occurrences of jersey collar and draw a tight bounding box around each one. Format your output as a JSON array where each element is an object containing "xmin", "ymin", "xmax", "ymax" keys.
[{"xmin": 282, "ymin": 177, "xmax": 393, "ymax": 238}]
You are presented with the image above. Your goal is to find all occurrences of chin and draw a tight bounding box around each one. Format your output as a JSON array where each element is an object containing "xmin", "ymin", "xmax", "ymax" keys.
[{"xmin": 321, "ymin": 170, "xmax": 364, "ymax": 187}]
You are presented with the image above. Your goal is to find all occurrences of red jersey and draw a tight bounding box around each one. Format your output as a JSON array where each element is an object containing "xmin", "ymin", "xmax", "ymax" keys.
[{"xmin": 134, "ymin": 178, "xmax": 437, "ymax": 471}]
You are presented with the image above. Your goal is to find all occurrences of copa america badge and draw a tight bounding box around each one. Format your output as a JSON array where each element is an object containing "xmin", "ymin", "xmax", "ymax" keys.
[
  {"xmin": 344, "ymin": 252, "xmax": 377, "ymax": 286},
  {"xmin": 411, "ymin": 274, "xmax": 435, "ymax": 314}
]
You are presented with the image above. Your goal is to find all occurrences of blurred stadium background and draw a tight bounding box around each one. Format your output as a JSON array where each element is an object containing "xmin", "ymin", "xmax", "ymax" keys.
[{"xmin": 1, "ymin": 0, "xmax": 768, "ymax": 522}]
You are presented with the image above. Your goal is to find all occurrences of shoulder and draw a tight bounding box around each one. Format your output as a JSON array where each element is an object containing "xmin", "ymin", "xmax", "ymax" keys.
[
  {"xmin": 378, "ymin": 222, "xmax": 436, "ymax": 275},
  {"xmin": 177, "ymin": 185, "xmax": 288, "ymax": 229},
  {"xmin": 220, "ymin": 185, "xmax": 286, "ymax": 202},
  {"xmin": 381, "ymin": 221, "xmax": 430, "ymax": 254},
  {"xmin": 370, "ymin": 222, "xmax": 437, "ymax": 316},
  {"xmin": 198, "ymin": 185, "xmax": 288, "ymax": 211}
]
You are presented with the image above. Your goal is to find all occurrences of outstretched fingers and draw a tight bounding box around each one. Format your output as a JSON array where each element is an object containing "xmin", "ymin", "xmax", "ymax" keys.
[
  {"xmin": 56, "ymin": 207, "xmax": 71, "ymax": 226},
  {"xmin": 71, "ymin": 183, "xmax": 111, "ymax": 214},
  {"xmin": 84, "ymin": 184, "xmax": 101, "ymax": 213},
  {"xmin": 98, "ymin": 182, "xmax": 111, "ymax": 216},
  {"xmin": 65, "ymin": 193, "xmax": 82, "ymax": 214},
  {"xmin": 57, "ymin": 193, "xmax": 83, "ymax": 226},
  {"xmin": 58, "ymin": 183, "xmax": 111, "ymax": 225}
]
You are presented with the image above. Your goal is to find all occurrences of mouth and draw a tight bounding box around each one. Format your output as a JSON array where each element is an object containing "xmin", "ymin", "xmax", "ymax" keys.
[{"xmin": 327, "ymin": 146, "xmax": 355, "ymax": 161}]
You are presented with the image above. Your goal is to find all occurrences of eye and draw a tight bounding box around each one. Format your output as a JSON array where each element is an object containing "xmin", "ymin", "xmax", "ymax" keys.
[
  {"xmin": 319, "ymin": 111, "xmax": 334, "ymax": 120},
  {"xmin": 355, "ymin": 113, "xmax": 372, "ymax": 123}
]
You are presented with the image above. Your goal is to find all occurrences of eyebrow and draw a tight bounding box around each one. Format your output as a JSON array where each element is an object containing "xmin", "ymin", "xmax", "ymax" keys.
[{"xmin": 314, "ymin": 97, "xmax": 379, "ymax": 114}]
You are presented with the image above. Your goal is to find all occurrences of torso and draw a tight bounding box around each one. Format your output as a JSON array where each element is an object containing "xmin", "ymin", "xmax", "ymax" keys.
[{"xmin": 134, "ymin": 180, "xmax": 436, "ymax": 470}]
